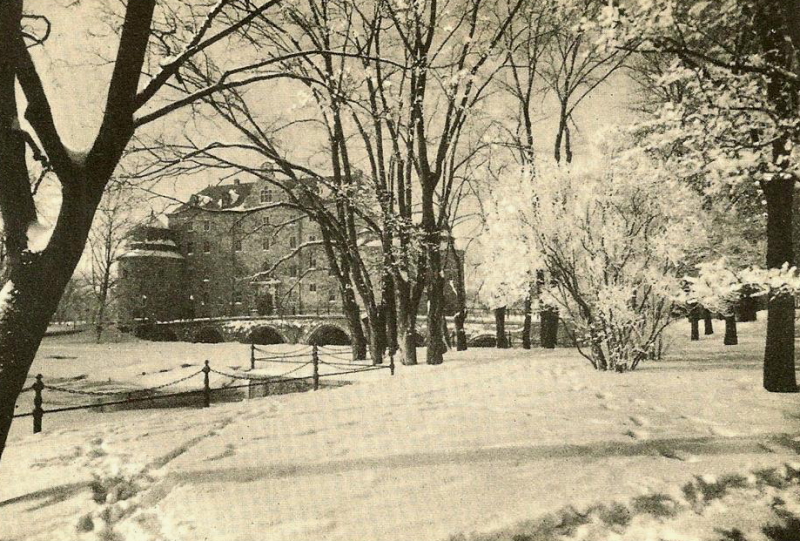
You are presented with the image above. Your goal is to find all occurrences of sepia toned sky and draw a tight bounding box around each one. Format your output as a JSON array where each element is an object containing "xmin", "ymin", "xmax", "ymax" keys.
[{"xmin": 28, "ymin": 0, "xmax": 639, "ymax": 216}]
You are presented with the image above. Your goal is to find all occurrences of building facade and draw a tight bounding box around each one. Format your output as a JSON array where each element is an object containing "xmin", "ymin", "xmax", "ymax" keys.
[{"xmin": 117, "ymin": 178, "xmax": 462, "ymax": 323}]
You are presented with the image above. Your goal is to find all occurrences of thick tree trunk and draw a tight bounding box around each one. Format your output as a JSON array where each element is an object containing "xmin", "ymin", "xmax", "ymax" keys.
[
  {"xmin": 763, "ymin": 177, "xmax": 798, "ymax": 392},
  {"xmin": 758, "ymin": 3, "xmax": 798, "ymax": 392},
  {"xmin": 522, "ymin": 293, "xmax": 532, "ymax": 349},
  {"xmin": 703, "ymin": 309, "xmax": 714, "ymax": 335},
  {"xmin": 366, "ymin": 312, "xmax": 384, "ymax": 365},
  {"xmin": 494, "ymin": 306, "xmax": 509, "ymax": 348},
  {"xmin": 724, "ymin": 314, "xmax": 738, "ymax": 346},
  {"xmin": 0, "ymin": 183, "xmax": 102, "ymax": 460},
  {"xmin": 397, "ymin": 315, "xmax": 418, "ymax": 366},
  {"xmin": 423, "ymin": 193, "xmax": 444, "ymax": 365}
]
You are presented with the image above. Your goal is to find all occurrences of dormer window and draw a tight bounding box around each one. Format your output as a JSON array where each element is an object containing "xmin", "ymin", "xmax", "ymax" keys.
[{"xmin": 260, "ymin": 188, "xmax": 273, "ymax": 203}]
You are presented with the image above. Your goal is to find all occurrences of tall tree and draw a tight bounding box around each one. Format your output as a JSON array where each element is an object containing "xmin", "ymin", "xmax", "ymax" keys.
[
  {"xmin": 603, "ymin": 0, "xmax": 800, "ymax": 391},
  {"xmin": 0, "ymin": 0, "xmax": 290, "ymax": 462}
]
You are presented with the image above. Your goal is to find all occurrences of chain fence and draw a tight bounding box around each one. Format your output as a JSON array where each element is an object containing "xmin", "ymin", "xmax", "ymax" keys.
[{"xmin": 14, "ymin": 344, "xmax": 394, "ymax": 435}]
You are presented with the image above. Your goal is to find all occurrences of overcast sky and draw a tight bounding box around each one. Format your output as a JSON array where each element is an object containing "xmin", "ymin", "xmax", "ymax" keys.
[{"xmin": 27, "ymin": 0, "xmax": 639, "ymax": 221}]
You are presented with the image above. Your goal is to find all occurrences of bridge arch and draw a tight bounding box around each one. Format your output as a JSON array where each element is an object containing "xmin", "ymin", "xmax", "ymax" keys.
[
  {"xmin": 193, "ymin": 327, "xmax": 225, "ymax": 344},
  {"xmin": 468, "ymin": 334, "xmax": 497, "ymax": 348},
  {"xmin": 246, "ymin": 326, "xmax": 286, "ymax": 345},
  {"xmin": 306, "ymin": 324, "xmax": 351, "ymax": 346}
]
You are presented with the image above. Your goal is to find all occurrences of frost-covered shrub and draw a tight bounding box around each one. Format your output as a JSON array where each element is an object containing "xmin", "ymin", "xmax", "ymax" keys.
[{"xmin": 485, "ymin": 142, "xmax": 706, "ymax": 371}]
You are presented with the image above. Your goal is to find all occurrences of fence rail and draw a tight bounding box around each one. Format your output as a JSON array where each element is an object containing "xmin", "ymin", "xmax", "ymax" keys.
[{"xmin": 15, "ymin": 345, "xmax": 394, "ymax": 434}]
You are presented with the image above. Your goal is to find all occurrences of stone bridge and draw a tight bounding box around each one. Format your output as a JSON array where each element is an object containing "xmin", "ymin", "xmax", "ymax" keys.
[{"xmin": 137, "ymin": 314, "xmax": 534, "ymax": 347}]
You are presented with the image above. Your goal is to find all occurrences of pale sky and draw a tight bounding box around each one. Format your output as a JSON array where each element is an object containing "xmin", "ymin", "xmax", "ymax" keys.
[{"xmin": 26, "ymin": 0, "xmax": 640, "ymax": 225}]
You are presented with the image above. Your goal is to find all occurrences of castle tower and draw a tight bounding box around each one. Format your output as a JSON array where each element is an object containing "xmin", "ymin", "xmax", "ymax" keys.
[{"xmin": 117, "ymin": 214, "xmax": 187, "ymax": 323}]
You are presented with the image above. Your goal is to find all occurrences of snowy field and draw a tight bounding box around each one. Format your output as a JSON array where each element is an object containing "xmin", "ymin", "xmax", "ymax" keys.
[{"xmin": 1, "ymin": 320, "xmax": 799, "ymax": 541}]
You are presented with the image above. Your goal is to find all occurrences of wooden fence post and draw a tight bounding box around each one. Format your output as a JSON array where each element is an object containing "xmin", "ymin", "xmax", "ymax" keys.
[
  {"xmin": 250, "ymin": 343, "xmax": 256, "ymax": 370},
  {"xmin": 202, "ymin": 360, "xmax": 211, "ymax": 408},
  {"xmin": 312, "ymin": 345, "xmax": 319, "ymax": 391},
  {"xmin": 32, "ymin": 374, "xmax": 44, "ymax": 434},
  {"xmin": 389, "ymin": 352, "xmax": 395, "ymax": 376}
]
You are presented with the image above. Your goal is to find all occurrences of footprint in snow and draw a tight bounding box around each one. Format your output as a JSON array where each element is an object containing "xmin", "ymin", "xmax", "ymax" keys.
[
  {"xmin": 709, "ymin": 426, "xmax": 741, "ymax": 438},
  {"xmin": 658, "ymin": 449, "xmax": 699, "ymax": 462},
  {"xmin": 601, "ymin": 403, "xmax": 621, "ymax": 411},
  {"xmin": 625, "ymin": 429, "xmax": 651, "ymax": 440},
  {"xmin": 595, "ymin": 391, "xmax": 614, "ymax": 400},
  {"xmin": 629, "ymin": 415, "xmax": 651, "ymax": 427}
]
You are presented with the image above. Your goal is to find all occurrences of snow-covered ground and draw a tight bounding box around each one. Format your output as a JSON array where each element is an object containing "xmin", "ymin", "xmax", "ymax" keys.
[{"xmin": 1, "ymin": 320, "xmax": 798, "ymax": 541}]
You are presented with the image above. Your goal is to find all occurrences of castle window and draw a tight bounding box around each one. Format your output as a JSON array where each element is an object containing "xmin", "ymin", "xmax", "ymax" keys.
[
  {"xmin": 122, "ymin": 269, "xmax": 129, "ymax": 278},
  {"xmin": 309, "ymin": 255, "xmax": 317, "ymax": 269},
  {"xmin": 233, "ymin": 290, "xmax": 243, "ymax": 304},
  {"xmin": 203, "ymin": 220, "xmax": 210, "ymax": 231},
  {"xmin": 260, "ymin": 188, "xmax": 273, "ymax": 203},
  {"xmin": 233, "ymin": 239, "xmax": 242, "ymax": 252},
  {"xmin": 202, "ymin": 291, "xmax": 209, "ymax": 305},
  {"xmin": 289, "ymin": 236, "xmax": 297, "ymax": 249},
  {"xmin": 309, "ymin": 283, "xmax": 317, "ymax": 293},
  {"xmin": 262, "ymin": 215, "xmax": 270, "ymax": 226},
  {"xmin": 308, "ymin": 234, "xmax": 317, "ymax": 242},
  {"xmin": 187, "ymin": 222, "xmax": 194, "ymax": 232},
  {"xmin": 186, "ymin": 241, "xmax": 194, "ymax": 255},
  {"xmin": 289, "ymin": 265, "xmax": 297, "ymax": 277},
  {"xmin": 262, "ymin": 238, "xmax": 270, "ymax": 251},
  {"xmin": 203, "ymin": 241, "xmax": 211, "ymax": 254},
  {"xmin": 328, "ymin": 291, "xmax": 336, "ymax": 302},
  {"xmin": 328, "ymin": 267, "xmax": 336, "ymax": 277}
]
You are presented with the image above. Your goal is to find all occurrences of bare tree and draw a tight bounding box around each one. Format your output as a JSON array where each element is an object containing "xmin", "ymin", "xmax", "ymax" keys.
[
  {"xmin": 0, "ymin": 0, "xmax": 295, "ymax": 462},
  {"xmin": 85, "ymin": 185, "xmax": 135, "ymax": 342}
]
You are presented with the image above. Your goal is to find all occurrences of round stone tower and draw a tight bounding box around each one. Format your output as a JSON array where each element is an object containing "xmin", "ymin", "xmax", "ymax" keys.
[{"xmin": 117, "ymin": 215, "xmax": 187, "ymax": 323}]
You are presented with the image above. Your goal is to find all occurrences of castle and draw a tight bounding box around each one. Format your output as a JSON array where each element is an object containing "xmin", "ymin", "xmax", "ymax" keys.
[
  {"xmin": 117, "ymin": 179, "xmax": 355, "ymax": 322},
  {"xmin": 117, "ymin": 179, "xmax": 462, "ymax": 324}
]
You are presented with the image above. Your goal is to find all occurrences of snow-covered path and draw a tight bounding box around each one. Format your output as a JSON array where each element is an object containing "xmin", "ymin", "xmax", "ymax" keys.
[{"xmin": 1, "ymin": 321, "xmax": 799, "ymax": 541}]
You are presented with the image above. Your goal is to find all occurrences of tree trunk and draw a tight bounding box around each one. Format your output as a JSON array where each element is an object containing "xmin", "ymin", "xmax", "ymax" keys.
[
  {"xmin": 425, "ymin": 268, "xmax": 446, "ymax": 364},
  {"xmin": 366, "ymin": 312, "xmax": 384, "ymax": 365},
  {"xmin": 703, "ymin": 309, "xmax": 714, "ymax": 335},
  {"xmin": 737, "ymin": 287, "xmax": 758, "ymax": 322},
  {"xmin": 397, "ymin": 315, "xmax": 418, "ymax": 366},
  {"xmin": 763, "ymin": 177, "xmax": 798, "ymax": 392},
  {"xmin": 0, "ymin": 186, "xmax": 102, "ymax": 460},
  {"xmin": 724, "ymin": 314, "xmax": 738, "ymax": 346},
  {"xmin": 423, "ymin": 211, "xmax": 445, "ymax": 365},
  {"xmin": 689, "ymin": 313, "xmax": 700, "ymax": 341},
  {"xmin": 340, "ymin": 285, "xmax": 367, "ymax": 361},
  {"xmin": 449, "ymin": 239, "xmax": 468, "ymax": 352},
  {"xmin": 454, "ymin": 309, "xmax": 467, "ymax": 351},
  {"xmin": 0, "ymin": 269, "xmax": 59, "ymax": 459},
  {"xmin": 494, "ymin": 306, "xmax": 509, "ymax": 348},
  {"xmin": 522, "ymin": 293, "xmax": 532, "ymax": 349},
  {"xmin": 541, "ymin": 307, "xmax": 558, "ymax": 349},
  {"xmin": 758, "ymin": 2, "xmax": 798, "ymax": 392}
]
